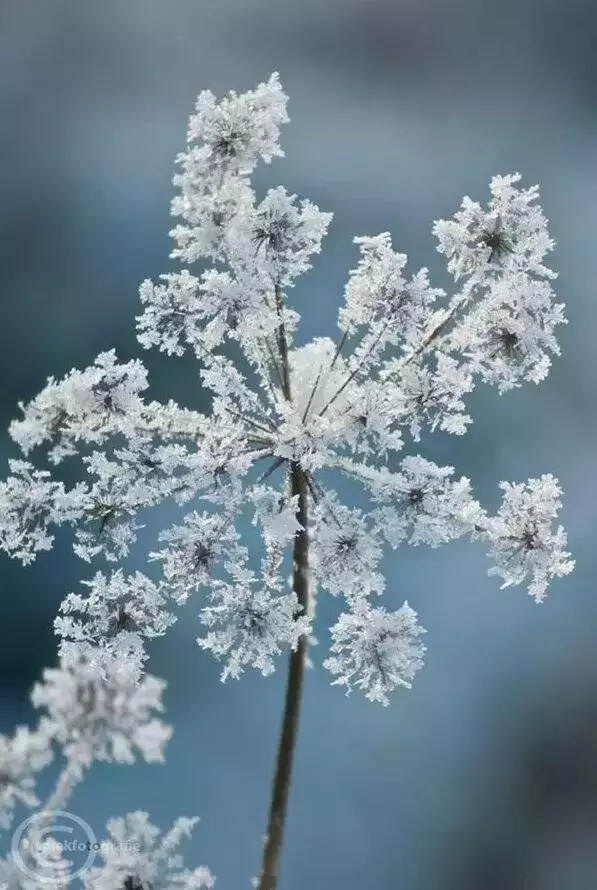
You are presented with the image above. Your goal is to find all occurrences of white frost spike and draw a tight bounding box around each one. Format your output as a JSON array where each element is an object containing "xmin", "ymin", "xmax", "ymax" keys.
[
  {"xmin": 83, "ymin": 811, "xmax": 213, "ymax": 890},
  {"xmin": 324, "ymin": 601, "xmax": 426, "ymax": 706},
  {"xmin": 31, "ymin": 656, "xmax": 172, "ymax": 770},
  {"xmin": 484, "ymin": 474, "xmax": 575, "ymax": 603}
]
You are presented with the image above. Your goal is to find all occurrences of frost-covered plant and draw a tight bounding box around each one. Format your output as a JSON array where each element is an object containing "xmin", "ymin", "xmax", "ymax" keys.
[
  {"xmin": 0, "ymin": 73, "xmax": 573, "ymax": 889},
  {"xmin": 83, "ymin": 812, "xmax": 214, "ymax": 890}
]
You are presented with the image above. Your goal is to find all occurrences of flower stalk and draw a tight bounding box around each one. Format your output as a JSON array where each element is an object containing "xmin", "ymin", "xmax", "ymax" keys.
[{"xmin": 257, "ymin": 461, "xmax": 309, "ymax": 890}]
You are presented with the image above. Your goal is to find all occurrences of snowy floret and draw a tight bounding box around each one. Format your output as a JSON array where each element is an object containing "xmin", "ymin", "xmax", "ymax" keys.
[
  {"xmin": 0, "ymin": 461, "xmax": 86, "ymax": 565},
  {"xmin": 83, "ymin": 811, "xmax": 213, "ymax": 890},
  {"xmin": 171, "ymin": 172, "xmax": 254, "ymax": 264},
  {"xmin": 31, "ymin": 656, "xmax": 172, "ymax": 770},
  {"xmin": 55, "ymin": 570, "xmax": 177, "ymax": 675},
  {"xmin": 450, "ymin": 273, "xmax": 567, "ymax": 392},
  {"xmin": 369, "ymin": 455, "xmax": 483, "ymax": 548},
  {"xmin": 384, "ymin": 353, "xmax": 474, "ymax": 439},
  {"xmin": 324, "ymin": 601, "xmax": 426, "ymax": 705},
  {"xmin": 312, "ymin": 500, "xmax": 384, "ymax": 598},
  {"xmin": 0, "ymin": 726, "xmax": 53, "ymax": 830},
  {"xmin": 71, "ymin": 435, "xmax": 220, "ymax": 564},
  {"xmin": 171, "ymin": 73, "xmax": 288, "ymax": 263},
  {"xmin": 237, "ymin": 186, "xmax": 332, "ymax": 287},
  {"xmin": 152, "ymin": 508, "xmax": 245, "ymax": 602},
  {"xmin": 195, "ymin": 268, "xmax": 274, "ymax": 349},
  {"xmin": 137, "ymin": 270, "xmax": 203, "ymax": 357},
  {"xmin": 197, "ymin": 566, "xmax": 310, "ymax": 680},
  {"xmin": 186, "ymin": 71, "xmax": 287, "ymax": 172},
  {"xmin": 340, "ymin": 233, "xmax": 441, "ymax": 339},
  {"xmin": 434, "ymin": 173, "xmax": 555, "ymax": 283},
  {"xmin": 138, "ymin": 267, "xmax": 278, "ymax": 358},
  {"xmin": 9, "ymin": 351, "xmax": 149, "ymax": 464},
  {"xmin": 483, "ymin": 474, "xmax": 575, "ymax": 602}
]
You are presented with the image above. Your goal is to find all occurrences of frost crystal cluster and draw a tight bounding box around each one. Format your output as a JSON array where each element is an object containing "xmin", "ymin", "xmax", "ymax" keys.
[{"xmin": 0, "ymin": 73, "xmax": 573, "ymax": 887}]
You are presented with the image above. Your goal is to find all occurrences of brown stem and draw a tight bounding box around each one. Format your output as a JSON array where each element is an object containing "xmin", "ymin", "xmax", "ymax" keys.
[{"xmin": 256, "ymin": 461, "xmax": 310, "ymax": 890}]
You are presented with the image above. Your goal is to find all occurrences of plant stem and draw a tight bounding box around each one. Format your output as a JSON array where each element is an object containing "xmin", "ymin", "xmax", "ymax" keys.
[{"xmin": 256, "ymin": 461, "xmax": 310, "ymax": 890}]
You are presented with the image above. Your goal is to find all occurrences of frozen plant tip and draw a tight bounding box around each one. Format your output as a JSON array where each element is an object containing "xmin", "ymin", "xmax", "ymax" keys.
[
  {"xmin": 0, "ymin": 74, "xmax": 573, "ymax": 890},
  {"xmin": 324, "ymin": 601, "xmax": 426, "ymax": 706},
  {"xmin": 83, "ymin": 812, "xmax": 213, "ymax": 890}
]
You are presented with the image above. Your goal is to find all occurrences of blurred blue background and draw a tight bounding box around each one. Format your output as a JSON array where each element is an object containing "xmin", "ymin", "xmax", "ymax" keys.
[{"xmin": 0, "ymin": 1, "xmax": 594, "ymax": 887}]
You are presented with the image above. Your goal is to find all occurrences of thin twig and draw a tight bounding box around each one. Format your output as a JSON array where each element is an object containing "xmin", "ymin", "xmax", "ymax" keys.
[
  {"xmin": 308, "ymin": 473, "xmax": 343, "ymax": 528},
  {"xmin": 301, "ymin": 364, "xmax": 324, "ymax": 423},
  {"xmin": 257, "ymin": 456, "xmax": 286, "ymax": 483},
  {"xmin": 221, "ymin": 406, "xmax": 275, "ymax": 436},
  {"xmin": 330, "ymin": 329, "xmax": 348, "ymax": 369},
  {"xmin": 402, "ymin": 292, "xmax": 469, "ymax": 368},
  {"xmin": 263, "ymin": 336, "xmax": 286, "ymax": 395},
  {"xmin": 319, "ymin": 322, "xmax": 388, "ymax": 417}
]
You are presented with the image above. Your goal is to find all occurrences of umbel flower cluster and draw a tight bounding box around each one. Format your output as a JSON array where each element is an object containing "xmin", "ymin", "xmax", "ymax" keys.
[{"xmin": 0, "ymin": 73, "xmax": 573, "ymax": 886}]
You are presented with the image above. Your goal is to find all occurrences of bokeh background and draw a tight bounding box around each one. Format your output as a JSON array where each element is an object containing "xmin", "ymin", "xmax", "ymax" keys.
[{"xmin": 0, "ymin": 2, "xmax": 594, "ymax": 887}]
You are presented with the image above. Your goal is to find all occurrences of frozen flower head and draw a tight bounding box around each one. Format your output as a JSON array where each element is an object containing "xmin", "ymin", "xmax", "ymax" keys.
[
  {"xmin": 9, "ymin": 352, "xmax": 149, "ymax": 464},
  {"xmin": 171, "ymin": 73, "xmax": 289, "ymax": 263},
  {"xmin": 368, "ymin": 455, "xmax": 484, "ymax": 549},
  {"xmin": 0, "ymin": 69, "xmax": 578, "ymax": 890},
  {"xmin": 433, "ymin": 173, "xmax": 555, "ymax": 283},
  {"xmin": 151, "ymin": 508, "xmax": 245, "ymax": 603},
  {"xmin": 198, "ymin": 566, "xmax": 310, "ymax": 680},
  {"xmin": 312, "ymin": 500, "xmax": 384, "ymax": 598},
  {"xmin": 324, "ymin": 602, "xmax": 426, "ymax": 706},
  {"xmin": 485, "ymin": 475, "xmax": 575, "ymax": 603},
  {"xmin": 187, "ymin": 72, "xmax": 287, "ymax": 172},
  {"xmin": 31, "ymin": 656, "xmax": 172, "ymax": 769},
  {"xmin": 451, "ymin": 273, "xmax": 567, "ymax": 393},
  {"xmin": 83, "ymin": 812, "xmax": 213, "ymax": 890},
  {"xmin": 0, "ymin": 461, "xmax": 85, "ymax": 565},
  {"xmin": 0, "ymin": 726, "xmax": 52, "ymax": 830},
  {"xmin": 55, "ymin": 570, "xmax": 177, "ymax": 674},
  {"xmin": 243, "ymin": 187, "xmax": 332, "ymax": 287},
  {"xmin": 341, "ymin": 233, "xmax": 441, "ymax": 338},
  {"xmin": 0, "ymin": 74, "xmax": 573, "ymax": 720}
]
